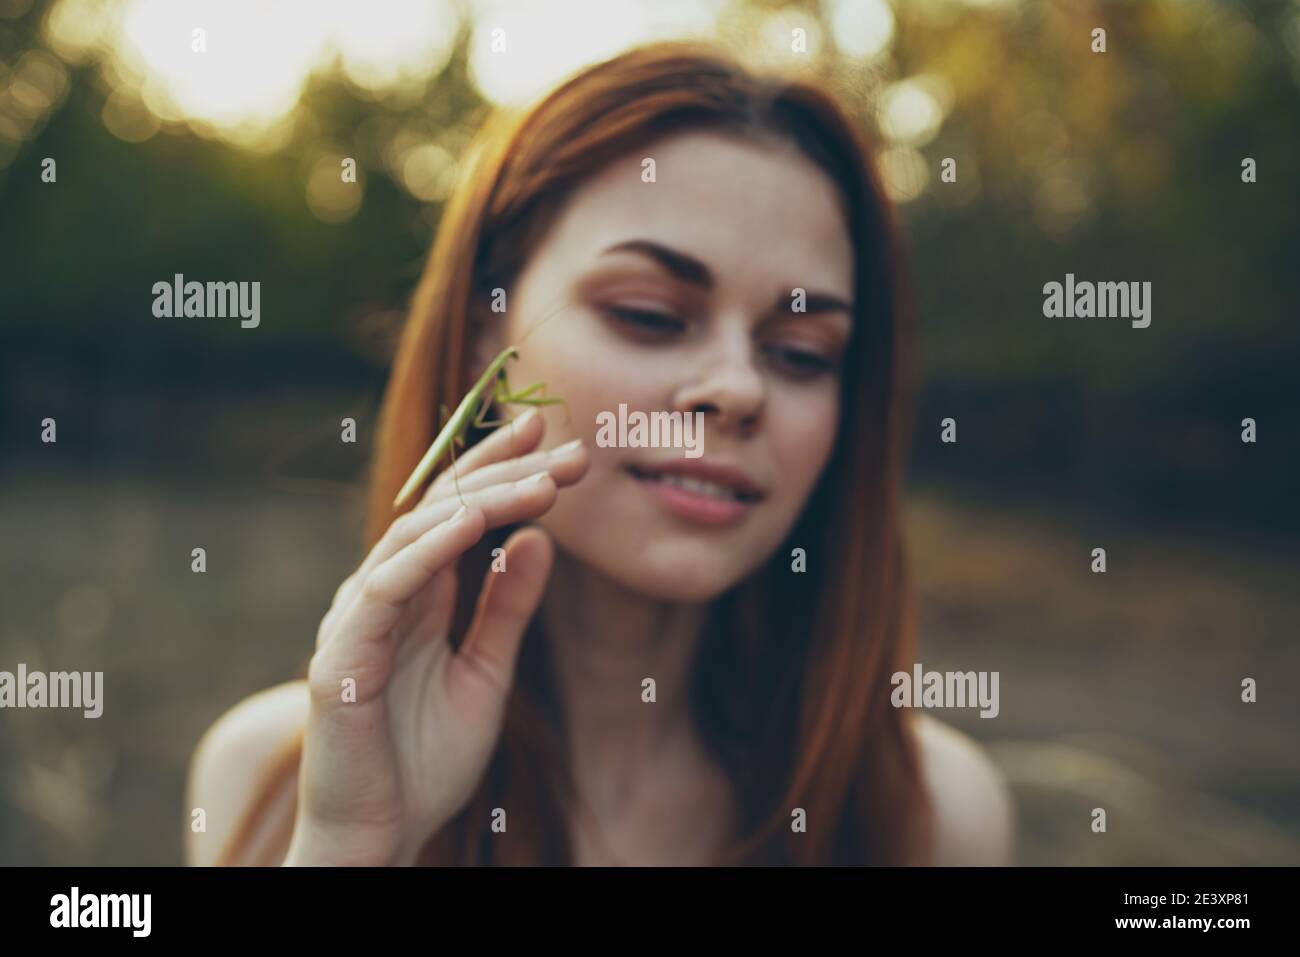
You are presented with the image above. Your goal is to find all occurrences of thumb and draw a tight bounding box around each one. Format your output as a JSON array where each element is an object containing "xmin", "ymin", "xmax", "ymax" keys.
[{"xmin": 452, "ymin": 527, "xmax": 553, "ymax": 697}]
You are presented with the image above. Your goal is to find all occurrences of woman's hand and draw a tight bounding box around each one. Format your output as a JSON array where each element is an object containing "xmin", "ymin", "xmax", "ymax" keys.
[{"xmin": 284, "ymin": 409, "xmax": 587, "ymax": 866}]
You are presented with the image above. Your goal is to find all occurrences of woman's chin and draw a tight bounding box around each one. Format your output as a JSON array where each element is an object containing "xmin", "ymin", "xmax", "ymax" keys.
[
  {"xmin": 622, "ymin": 568, "xmax": 739, "ymax": 603},
  {"xmin": 544, "ymin": 516, "xmax": 776, "ymax": 602},
  {"xmin": 594, "ymin": 546, "xmax": 761, "ymax": 604}
]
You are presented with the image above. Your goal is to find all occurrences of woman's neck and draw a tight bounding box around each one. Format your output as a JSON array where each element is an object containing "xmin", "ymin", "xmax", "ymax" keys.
[{"xmin": 538, "ymin": 546, "xmax": 713, "ymax": 813}]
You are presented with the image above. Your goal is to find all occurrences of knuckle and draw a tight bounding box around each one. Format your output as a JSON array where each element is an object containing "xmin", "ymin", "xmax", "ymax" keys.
[
  {"xmin": 307, "ymin": 651, "xmax": 387, "ymax": 709},
  {"xmin": 360, "ymin": 568, "xmax": 402, "ymax": 608},
  {"xmin": 387, "ymin": 513, "xmax": 419, "ymax": 543},
  {"xmin": 331, "ymin": 572, "xmax": 357, "ymax": 607},
  {"xmin": 359, "ymin": 574, "xmax": 390, "ymax": 604},
  {"xmin": 405, "ymin": 508, "xmax": 435, "ymax": 533},
  {"xmin": 305, "ymin": 652, "xmax": 341, "ymax": 703},
  {"xmin": 314, "ymin": 617, "xmax": 331, "ymax": 650}
]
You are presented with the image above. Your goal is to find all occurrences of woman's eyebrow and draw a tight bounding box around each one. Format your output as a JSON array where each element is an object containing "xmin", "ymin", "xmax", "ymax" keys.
[
  {"xmin": 599, "ymin": 238, "xmax": 853, "ymax": 315},
  {"xmin": 600, "ymin": 239, "xmax": 713, "ymax": 287}
]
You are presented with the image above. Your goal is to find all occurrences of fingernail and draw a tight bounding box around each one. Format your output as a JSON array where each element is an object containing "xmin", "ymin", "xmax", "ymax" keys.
[
  {"xmin": 552, "ymin": 438, "xmax": 583, "ymax": 455},
  {"xmin": 515, "ymin": 408, "xmax": 540, "ymax": 427},
  {"xmin": 450, "ymin": 504, "xmax": 468, "ymax": 523},
  {"xmin": 516, "ymin": 470, "xmax": 549, "ymax": 488}
]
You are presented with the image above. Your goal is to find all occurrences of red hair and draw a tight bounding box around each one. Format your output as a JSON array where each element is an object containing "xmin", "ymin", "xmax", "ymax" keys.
[{"xmin": 221, "ymin": 39, "xmax": 930, "ymax": 866}]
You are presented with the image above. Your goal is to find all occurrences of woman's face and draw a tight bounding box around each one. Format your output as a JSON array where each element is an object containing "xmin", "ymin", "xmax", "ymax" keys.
[{"xmin": 480, "ymin": 129, "xmax": 855, "ymax": 602}]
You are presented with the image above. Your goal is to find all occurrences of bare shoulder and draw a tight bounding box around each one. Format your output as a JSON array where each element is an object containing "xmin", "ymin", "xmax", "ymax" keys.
[
  {"xmin": 910, "ymin": 714, "xmax": 1015, "ymax": 866},
  {"xmin": 184, "ymin": 679, "xmax": 308, "ymax": 866}
]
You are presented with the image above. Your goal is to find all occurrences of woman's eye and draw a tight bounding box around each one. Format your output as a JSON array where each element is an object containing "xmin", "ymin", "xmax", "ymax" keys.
[
  {"xmin": 603, "ymin": 305, "xmax": 686, "ymax": 335},
  {"xmin": 767, "ymin": 345, "xmax": 835, "ymax": 377}
]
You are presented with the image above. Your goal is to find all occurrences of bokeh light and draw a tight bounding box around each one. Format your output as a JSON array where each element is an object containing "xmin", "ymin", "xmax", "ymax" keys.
[
  {"xmin": 877, "ymin": 75, "xmax": 953, "ymax": 147},
  {"xmin": 467, "ymin": 0, "xmax": 724, "ymax": 106},
  {"xmin": 42, "ymin": 0, "xmax": 460, "ymax": 147},
  {"xmin": 827, "ymin": 0, "xmax": 894, "ymax": 60},
  {"xmin": 877, "ymin": 145, "xmax": 929, "ymax": 203}
]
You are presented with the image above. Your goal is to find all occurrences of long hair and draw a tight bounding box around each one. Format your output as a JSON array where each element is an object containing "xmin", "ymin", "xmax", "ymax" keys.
[{"xmin": 219, "ymin": 39, "xmax": 929, "ymax": 866}]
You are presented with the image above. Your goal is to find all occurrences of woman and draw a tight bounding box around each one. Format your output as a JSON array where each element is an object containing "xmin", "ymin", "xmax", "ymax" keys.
[{"xmin": 185, "ymin": 40, "xmax": 1013, "ymax": 866}]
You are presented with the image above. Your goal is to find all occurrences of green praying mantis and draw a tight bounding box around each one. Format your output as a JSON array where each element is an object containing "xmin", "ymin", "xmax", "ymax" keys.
[{"xmin": 392, "ymin": 344, "xmax": 567, "ymax": 510}]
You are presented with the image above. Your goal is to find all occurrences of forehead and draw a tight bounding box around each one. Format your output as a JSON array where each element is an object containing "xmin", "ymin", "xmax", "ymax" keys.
[{"xmin": 534, "ymin": 129, "xmax": 855, "ymax": 297}]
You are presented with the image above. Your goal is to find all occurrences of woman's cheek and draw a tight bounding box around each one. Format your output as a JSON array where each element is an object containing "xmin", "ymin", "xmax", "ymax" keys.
[
  {"xmin": 510, "ymin": 347, "xmax": 604, "ymax": 446},
  {"xmin": 774, "ymin": 392, "xmax": 839, "ymax": 505},
  {"xmin": 554, "ymin": 372, "xmax": 623, "ymax": 450},
  {"xmin": 547, "ymin": 352, "xmax": 660, "ymax": 445}
]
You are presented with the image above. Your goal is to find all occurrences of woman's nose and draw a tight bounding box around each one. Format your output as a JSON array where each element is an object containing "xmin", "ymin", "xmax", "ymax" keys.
[{"xmin": 671, "ymin": 333, "xmax": 766, "ymax": 434}]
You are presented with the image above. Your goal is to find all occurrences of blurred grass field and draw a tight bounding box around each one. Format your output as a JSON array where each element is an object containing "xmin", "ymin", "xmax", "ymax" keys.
[{"xmin": 1, "ymin": 456, "xmax": 1295, "ymax": 865}]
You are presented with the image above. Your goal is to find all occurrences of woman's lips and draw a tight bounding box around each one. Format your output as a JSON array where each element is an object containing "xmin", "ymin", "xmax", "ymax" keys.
[{"xmin": 626, "ymin": 462, "xmax": 763, "ymax": 527}]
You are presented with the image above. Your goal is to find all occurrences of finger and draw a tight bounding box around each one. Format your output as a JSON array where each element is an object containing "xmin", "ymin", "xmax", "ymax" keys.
[
  {"xmin": 310, "ymin": 507, "xmax": 486, "ymax": 704},
  {"xmin": 453, "ymin": 436, "xmax": 587, "ymax": 492},
  {"xmin": 393, "ymin": 552, "xmax": 458, "ymax": 647},
  {"xmin": 316, "ymin": 565, "xmax": 372, "ymax": 650},
  {"xmin": 317, "ymin": 570, "xmax": 359, "ymax": 650},
  {"xmin": 421, "ymin": 406, "xmax": 545, "ymax": 505},
  {"xmin": 419, "ymin": 437, "xmax": 587, "ymax": 508},
  {"xmin": 328, "ymin": 471, "xmax": 563, "ymax": 631},
  {"xmin": 452, "ymin": 527, "xmax": 553, "ymax": 699}
]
